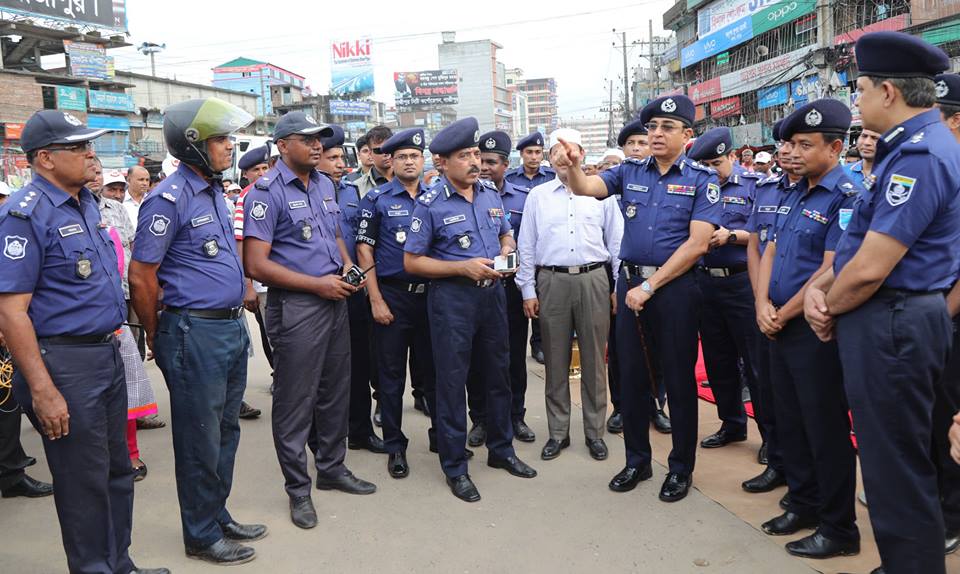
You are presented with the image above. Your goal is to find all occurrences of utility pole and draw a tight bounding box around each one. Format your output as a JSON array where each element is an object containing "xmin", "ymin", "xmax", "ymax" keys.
[
  {"xmin": 649, "ymin": 20, "xmax": 656, "ymax": 104},
  {"xmin": 616, "ymin": 28, "xmax": 673, "ymax": 120},
  {"xmin": 613, "ymin": 29, "xmax": 633, "ymax": 122},
  {"xmin": 607, "ymin": 79, "xmax": 615, "ymax": 146},
  {"xmin": 137, "ymin": 42, "xmax": 165, "ymax": 77}
]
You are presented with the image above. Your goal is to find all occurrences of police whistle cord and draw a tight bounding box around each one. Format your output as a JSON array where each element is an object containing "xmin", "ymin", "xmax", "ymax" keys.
[{"xmin": 0, "ymin": 346, "xmax": 15, "ymax": 412}]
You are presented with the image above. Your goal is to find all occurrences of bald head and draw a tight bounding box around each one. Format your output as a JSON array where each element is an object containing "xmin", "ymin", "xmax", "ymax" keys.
[{"xmin": 127, "ymin": 166, "xmax": 150, "ymax": 201}]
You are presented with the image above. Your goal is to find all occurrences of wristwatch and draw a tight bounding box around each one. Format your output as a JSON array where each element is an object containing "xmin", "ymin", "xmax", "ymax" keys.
[
  {"xmin": 640, "ymin": 280, "xmax": 655, "ymax": 296},
  {"xmin": 728, "ymin": 230, "xmax": 738, "ymax": 243}
]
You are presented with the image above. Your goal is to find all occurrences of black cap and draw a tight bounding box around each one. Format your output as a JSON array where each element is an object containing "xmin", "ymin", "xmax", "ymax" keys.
[
  {"xmin": 479, "ymin": 130, "xmax": 511, "ymax": 157},
  {"xmin": 380, "ymin": 128, "xmax": 425, "ymax": 154},
  {"xmin": 617, "ymin": 119, "xmax": 647, "ymax": 147},
  {"xmin": 772, "ymin": 119, "xmax": 785, "ymax": 142},
  {"xmin": 640, "ymin": 95, "xmax": 696, "ymax": 127},
  {"xmin": 780, "ymin": 99, "xmax": 852, "ymax": 141},
  {"xmin": 855, "ymin": 31, "xmax": 949, "ymax": 79},
  {"xmin": 516, "ymin": 132, "xmax": 544, "ymax": 151},
  {"xmin": 238, "ymin": 145, "xmax": 270, "ymax": 171},
  {"xmin": 429, "ymin": 118, "xmax": 480, "ymax": 156},
  {"xmin": 935, "ymin": 74, "xmax": 960, "ymax": 107},
  {"xmin": 21, "ymin": 110, "xmax": 109, "ymax": 154},
  {"xmin": 320, "ymin": 125, "xmax": 346, "ymax": 149},
  {"xmin": 687, "ymin": 127, "xmax": 733, "ymax": 161},
  {"xmin": 273, "ymin": 112, "xmax": 334, "ymax": 141}
]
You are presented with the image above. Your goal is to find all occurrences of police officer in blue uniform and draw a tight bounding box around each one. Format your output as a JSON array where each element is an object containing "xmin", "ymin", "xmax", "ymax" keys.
[
  {"xmin": 559, "ymin": 95, "xmax": 722, "ymax": 502},
  {"xmin": 805, "ymin": 33, "xmax": 960, "ymax": 574},
  {"xmin": 356, "ymin": 128, "xmax": 437, "ymax": 478},
  {"xmin": 404, "ymin": 117, "xmax": 537, "ymax": 503},
  {"xmin": 687, "ymin": 128, "xmax": 764, "ymax": 454},
  {"xmin": 505, "ymin": 131, "xmax": 555, "ymax": 364},
  {"xmin": 754, "ymin": 99, "xmax": 860, "ymax": 559},
  {"xmin": 130, "ymin": 98, "xmax": 266, "ymax": 566},
  {"xmin": 0, "ymin": 110, "xmax": 168, "ymax": 574}
]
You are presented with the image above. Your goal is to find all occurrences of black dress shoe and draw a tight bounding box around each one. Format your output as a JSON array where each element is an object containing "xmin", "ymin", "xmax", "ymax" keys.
[
  {"xmin": 1, "ymin": 474, "xmax": 53, "ymax": 498},
  {"xmin": 373, "ymin": 403, "xmax": 382, "ymax": 427},
  {"xmin": 742, "ymin": 467, "xmax": 786, "ymax": 493},
  {"xmin": 779, "ymin": 492, "xmax": 792, "ymax": 511},
  {"xmin": 606, "ymin": 411, "xmax": 623, "ymax": 433},
  {"xmin": 946, "ymin": 529, "xmax": 959, "ymax": 555},
  {"xmin": 467, "ymin": 422, "xmax": 487, "ymax": 447},
  {"xmin": 289, "ymin": 496, "xmax": 317, "ymax": 529},
  {"xmin": 757, "ymin": 442, "xmax": 769, "ymax": 465},
  {"xmin": 761, "ymin": 511, "xmax": 818, "ymax": 536},
  {"xmin": 586, "ymin": 438, "xmax": 608, "ymax": 460},
  {"xmin": 131, "ymin": 568, "xmax": 171, "ymax": 574},
  {"xmin": 532, "ymin": 348, "xmax": 545, "ymax": 364},
  {"xmin": 541, "ymin": 437, "xmax": 571, "ymax": 460},
  {"xmin": 652, "ymin": 409, "xmax": 672, "ymax": 434},
  {"xmin": 446, "ymin": 474, "xmax": 480, "ymax": 502},
  {"xmin": 133, "ymin": 460, "xmax": 148, "ymax": 483},
  {"xmin": 609, "ymin": 465, "xmax": 653, "ymax": 492},
  {"xmin": 220, "ymin": 521, "xmax": 267, "ymax": 542},
  {"xmin": 239, "ymin": 401, "xmax": 261, "ymax": 420},
  {"xmin": 186, "ymin": 538, "xmax": 256, "ymax": 565},
  {"xmin": 487, "ymin": 455, "xmax": 537, "ymax": 478},
  {"xmin": 413, "ymin": 395, "xmax": 431, "ymax": 418},
  {"xmin": 785, "ymin": 529, "xmax": 860, "ymax": 559},
  {"xmin": 348, "ymin": 434, "xmax": 387, "ymax": 454},
  {"xmin": 315, "ymin": 470, "xmax": 377, "ymax": 495},
  {"xmin": 659, "ymin": 472, "xmax": 692, "ymax": 502},
  {"xmin": 513, "ymin": 419, "xmax": 536, "ymax": 442},
  {"xmin": 388, "ymin": 451, "xmax": 409, "ymax": 479},
  {"xmin": 700, "ymin": 428, "xmax": 748, "ymax": 449}
]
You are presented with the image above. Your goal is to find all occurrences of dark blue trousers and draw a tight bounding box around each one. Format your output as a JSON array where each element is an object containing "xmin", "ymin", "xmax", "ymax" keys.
[
  {"xmin": 935, "ymin": 321, "xmax": 960, "ymax": 534},
  {"xmin": 428, "ymin": 280, "xmax": 515, "ymax": 477},
  {"xmin": 770, "ymin": 317, "xmax": 858, "ymax": 543},
  {"xmin": 837, "ymin": 291, "xmax": 951, "ymax": 573},
  {"xmin": 375, "ymin": 282, "xmax": 437, "ymax": 455},
  {"xmin": 155, "ymin": 311, "xmax": 248, "ymax": 549},
  {"xmin": 346, "ymin": 292, "xmax": 375, "ymax": 440},
  {"xmin": 0, "ymin": 405, "xmax": 31, "ymax": 490},
  {"xmin": 616, "ymin": 270, "xmax": 701, "ymax": 475},
  {"xmin": 608, "ymin": 317, "xmax": 667, "ymax": 415},
  {"xmin": 753, "ymin": 333, "xmax": 783, "ymax": 472},
  {"xmin": 14, "ymin": 338, "xmax": 135, "ymax": 574}
]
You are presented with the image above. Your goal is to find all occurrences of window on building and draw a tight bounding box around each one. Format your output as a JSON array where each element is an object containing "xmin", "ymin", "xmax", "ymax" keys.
[{"xmin": 41, "ymin": 86, "xmax": 56, "ymax": 110}]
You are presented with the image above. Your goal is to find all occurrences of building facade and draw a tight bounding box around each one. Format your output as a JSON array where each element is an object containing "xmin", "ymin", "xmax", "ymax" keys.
[
  {"xmin": 212, "ymin": 57, "xmax": 305, "ymax": 117},
  {"xmin": 437, "ymin": 33, "xmax": 513, "ymax": 134},
  {"xmin": 519, "ymin": 77, "xmax": 559, "ymax": 135}
]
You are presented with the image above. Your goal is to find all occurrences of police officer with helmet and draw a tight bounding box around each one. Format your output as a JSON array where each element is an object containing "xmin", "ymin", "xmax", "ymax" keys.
[{"xmin": 130, "ymin": 97, "xmax": 266, "ymax": 566}]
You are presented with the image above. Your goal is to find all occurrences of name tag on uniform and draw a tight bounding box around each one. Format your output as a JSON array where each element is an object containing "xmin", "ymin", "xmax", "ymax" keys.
[
  {"xmin": 801, "ymin": 209, "xmax": 828, "ymax": 225},
  {"xmin": 758, "ymin": 205, "xmax": 777, "ymax": 213},
  {"xmin": 443, "ymin": 214, "xmax": 466, "ymax": 225},
  {"xmin": 488, "ymin": 208, "xmax": 504, "ymax": 218},
  {"xmin": 777, "ymin": 206, "xmax": 791, "ymax": 215},
  {"xmin": 666, "ymin": 184, "xmax": 695, "ymax": 196},
  {"xmin": 722, "ymin": 196, "xmax": 747, "ymax": 205},
  {"xmin": 191, "ymin": 214, "xmax": 214, "ymax": 228},
  {"xmin": 509, "ymin": 209, "xmax": 523, "ymax": 215},
  {"xmin": 387, "ymin": 210, "xmax": 409, "ymax": 217},
  {"xmin": 58, "ymin": 224, "xmax": 84, "ymax": 237},
  {"xmin": 626, "ymin": 184, "xmax": 649, "ymax": 193},
  {"xmin": 288, "ymin": 200, "xmax": 308, "ymax": 209}
]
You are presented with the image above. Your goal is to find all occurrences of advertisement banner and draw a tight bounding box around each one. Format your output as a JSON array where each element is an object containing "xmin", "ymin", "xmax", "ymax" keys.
[
  {"xmin": 56, "ymin": 86, "xmax": 87, "ymax": 111},
  {"xmin": 0, "ymin": 0, "xmax": 126, "ymax": 30},
  {"xmin": 731, "ymin": 122, "xmax": 763, "ymax": 147},
  {"xmin": 834, "ymin": 13, "xmax": 909, "ymax": 44},
  {"xmin": 710, "ymin": 96, "xmax": 742, "ymax": 118},
  {"xmin": 330, "ymin": 38, "xmax": 374, "ymax": 96},
  {"xmin": 697, "ymin": 0, "xmax": 782, "ymax": 38},
  {"xmin": 64, "ymin": 41, "xmax": 113, "ymax": 80},
  {"xmin": 394, "ymin": 70, "xmax": 460, "ymax": 109},
  {"xmin": 688, "ymin": 46, "xmax": 814, "ymax": 104},
  {"xmin": 790, "ymin": 74, "xmax": 820, "ymax": 105},
  {"xmin": 689, "ymin": 77, "xmax": 723, "ymax": 105},
  {"xmin": 88, "ymin": 90, "xmax": 135, "ymax": 112},
  {"xmin": 682, "ymin": 17, "xmax": 754, "ymax": 67},
  {"xmin": 329, "ymin": 100, "xmax": 371, "ymax": 116},
  {"xmin": 757, "ymin": 84, "xmax": 789, "ymax": 109},
  {"xmin": 695, "ymin": 104, "xmax": 708, "ymax": 122},
  {"xmin": 3, "ymin": 123, "xmax": 24, "ymax": 140},
  {"xmin": 752, "ymin": 0, "xmax": 816, "ymax": 36}
]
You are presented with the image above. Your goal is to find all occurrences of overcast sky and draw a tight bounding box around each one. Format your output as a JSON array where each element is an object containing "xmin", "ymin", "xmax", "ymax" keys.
[{"xmin": 99, "ymin": 0, "xmax": 675, "ymax": 121}]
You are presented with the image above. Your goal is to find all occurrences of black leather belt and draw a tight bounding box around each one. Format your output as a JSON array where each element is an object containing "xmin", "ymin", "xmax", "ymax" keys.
[
  {"xmin": 539, "ymin": 262, "xmax": 605, "ymax": 275},
  {"xmin": 876, "ymin": 287, "xmax": 946, "ymax": 298},
  {"xmin": 380, "ymin": 277, "xmax": 428, "ymax": 294},
  {"xmin": 621, "ymin": 262, "xmax": 661, "ymax": 281},
  {"xmin": 699, "ymin": 265, "xmax": 748, "ymax": 278},
  {"xmin": 165, "ymin": 306, "xmax": 244, "ymax": 320},
  {"xmin": 445, "ymin": 277, "xmax": 497, "ymax": 289},
  {"xmin": 39, "ymin": 333, "xmax": 115, "ymax": 345}
]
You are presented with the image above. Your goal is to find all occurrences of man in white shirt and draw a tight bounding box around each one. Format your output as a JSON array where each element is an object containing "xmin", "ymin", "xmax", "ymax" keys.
[
  {"xmin": 516, "ymin": 128, "xmax": 623, "ymax": 462},
  {"xmin": 123, "ymin": 165, "xmax": 150, "ymax": 230}
]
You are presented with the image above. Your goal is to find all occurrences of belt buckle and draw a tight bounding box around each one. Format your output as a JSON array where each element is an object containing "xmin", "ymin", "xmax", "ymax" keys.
[
  {"xmin": 415, "ymin": 284, "xmax": 426, "ymax": 294},
  {"xmin": 568, "ymin": 266, "xmax": 581, "ymax": 275},
  {"xmin": 709, "ymin": 268, "xmax": 726, "ymax": 278},
  {"xmin": 478, "ymin": 279, "xmax": 493, "ymax": 288},
  {"xmin": 641, "ymin": 266, "xmax": 657, "ymax": 279}
]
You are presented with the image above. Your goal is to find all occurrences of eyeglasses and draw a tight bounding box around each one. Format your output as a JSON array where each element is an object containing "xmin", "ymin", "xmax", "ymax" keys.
[
  {"xmin": 45, "ymin": 142, "xmax": 94, "ymax": 153},
  {"xmin": 284, "ymin": 134, "xmax": 322, "ymax": 146},
  {"xmin": 643, "ymin": 122, "xmax": 682, "ymax": 134}
]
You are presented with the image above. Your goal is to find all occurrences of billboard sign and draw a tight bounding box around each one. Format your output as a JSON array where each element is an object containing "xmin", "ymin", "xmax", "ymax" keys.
[
  {"xmin": 687, "ymin": 45, "xmax": 815, "ymax": 104},
  {"xmin": 682, "ymin": 17, "xmax": 754, "ymax": 67},
  {"xmin": 89, "ymin": 90, "xmax": 135, "ymax": 112},
  {"xmin": 0, "ymin": 0, "xmax": 126, "ymax": 30},
  {"xmin": 752, "ymin": 0, "xmax": 816, "ymax": 36},
  {"xmin": 697, "ymin": 0, "xmax": 782, "ymax": 38},
  {"xmin": 56, "ymin": 86, "xmax": 87, "ymax": 111},
  {"xmin": 710, "ymin": 96, "xmax": 742, "ymax": 118},
  {"xmin": 394, "ymin": 70, "xmax": 459, "ymax": 109},
  {"xmin": 329, "ymin": 100, "xmax": 371, "ymax": 116},
  {"xmin": 330, "ymin": 38, "xmax": 374, "ymax": 96},
  {"xmin": 64, "ymin": 41, "xmax": 113, "ymax": 80},
  {"xmin": 757, "ymin": 84, "xmax": 789, "ymax": 109}
]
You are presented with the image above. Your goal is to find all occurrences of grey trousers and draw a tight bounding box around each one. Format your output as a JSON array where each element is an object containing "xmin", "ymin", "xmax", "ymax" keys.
[
  {"xmin": 537, "ymin": 267, "xmax": 610, "ymax": 441},
  {"xmin": 266, "ymin": 289, "xmax": 351, "ymax": 498}
]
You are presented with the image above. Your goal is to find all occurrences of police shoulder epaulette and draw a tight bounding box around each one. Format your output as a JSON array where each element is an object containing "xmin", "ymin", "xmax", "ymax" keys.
[
  {"xmin": 9, "ymin": 187, "xmax": 41, "ymax": 217},
  {"xmin": 418, "ymin": 187, "xmax": 440, "ymax": 205},
  {"xmin": 759, "ymin": 174, "xmax": 782, "ymax": 186},
  {"xmin": 686, "ymin": 160, "xmax": 713, "ymax": 174},
  {"xmin": 622, "ymin": 157, "xmax": 644, "ymax": 165},
  {"xmin": 741, "ymin": 171, "xmax": 762, "ymax": 179},
  {"xmin": 838, "ymin": 180, "xmax": 860, "ymax": 197},
  {"xmin": 254, "ymin": 177, "xmax": 271, "ymax": 191},
  {"xmin": 341, "ymin": 178, "xmax": 358, "ymax": 187},
  {"xmin": 901, "ymin": 130, "xmax": 930, "ymax": 154},
  {"xmin": 479, "ymin": 179, "xmax": 497, "ymax": 189}
]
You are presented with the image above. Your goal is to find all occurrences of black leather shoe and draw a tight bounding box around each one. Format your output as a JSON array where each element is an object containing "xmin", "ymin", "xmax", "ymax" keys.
[
  {"xmin": 513, "ymin": 419, "xmax": 536, "ymax": 442},
  {"xmin": 586, "ymin": 438, "xmax": 608, "ymax": 461},
  {"xmin": 186, "ymin": 538, "xmax": 256, "ymax": 565},
  {"xmin": 220, "ymin": 521, "xmax": 268, "ymax": 542},
  {"xmin": 288, "ymin": 496, "xmax": 317, "ymax": 529},
  {"xmin": 757, "ymin": 442, "xmax": 769, "ymax": 465},
  {"xmin": 388, "ymin": 451, "xmax": 409, "ymax": 479},
  {"xmin": 532, "ymin": 348, "xmax": 545, "ymax": 364},
  {"xmin": 540, "ymin": 437, "xmax": 571, "ymax": 460},
  {"xmin": 761, "ymin": 511, "xmax": 818, "ymax": 536},
  {"xmin": 467, "ymin": 422, "xmax": 487, "ymax": 447},
  {"xmin": 413, "ymin": 395, "xmax": 431, "ymax": 418},
  {"xmin": 742, "ymin": 467, "xmax": 787, "ymax": 493},
  {"xmin": 652, "ymin": 409, "xmax": 672, "ymax": 434},
  {"xmin": 609, "ymin": 465, "xmax": 653, "ymax": 492},
  {"xmin": 446, "ymin": 474, "xmax": 480, "ymax": 502},
  {"xmin": 315, "ymin": 470, "xmax": 377, "ymax": 494},
  {"xmin": 238, "ymin": 401, "xmax": 261, "ymax": 420},
  {"xmin": 785, "ymin": 529, "xmax": 860, "ymax": 559},
  {"xmin": 700, "ymin": 428, "xmax": 748, "ymax": 449},
  {"xmin": 1, "ymin": 474, "xmax": 53, "ymax": 498},
  {"xmin": 348, "ymin": 434, "xmax": 387, "ymax": 454},
  {"xmin": 488, "ymin": 455, "xmax": 537, "ymax": 478},
  {"xmin": 132, "ymin": 568, "xmax": 171, "ymax": 574},
  {"xmin": 659, "ymin": 472, "xmax": 692, "ymax": 502},
  {"xmin": 779, "ymin": 492, "xmax": 792, "ymax": 511},
  {"xmin": 946, "ymin": 529, "xmax": 959, "ymax": 555},
  {"xmin": 606, "ymin": 411, "xmax": 623, "ymax": 433},
  {"xmin": 373, "ymin": 403, "xmax": 382, "ymax": 427}
]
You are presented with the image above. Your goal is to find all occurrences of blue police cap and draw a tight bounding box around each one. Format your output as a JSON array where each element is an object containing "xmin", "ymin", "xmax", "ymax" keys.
[
  {"xmin": 516, "ymin": 132, "xmax": 545, "ymax": 151},
  {"xmin": 479, "ymin": 130, "xmax": 512, "ymax": 157},
  {"xmin": 273, "ymin": 111, "xmax": 334, "ymax": 141},
  {"xmin": 21, "ymin": 110, "xmax": 109, "ymax": 154},
  {"xmin": 428, "ymin": 117, "xmax": 480, "ymax": 156},
  {"xmin": 238, "ymin": 145, "xmax": 270, "ymax": 171},
  {"xmin": 640, "ymin": 95, "xmax": 695, "ymax": 127},
  {"xmin": 687, "ymin": 127, "xmax": 733, "ymax": 161},
  {"xmin": 380, "ymin": 128, "xmax": 425, "ymax": 155},
  {"xmin": 320, "ymin": 125, "xmax": 346, "ymax": 149},
  {"xmin": 617, "ymin": 119, "xmax": 648, "ymax": 147},
  {"xmin": 780, "ymin": 99, "xmax": 851, "ymax": 141},
  {"xmin": 772, "ymin": 119, "xmax": 785, "ymax": 142},
  {"xmin": 935, "ymin": 74, "xmax": 960, "ymax": 107},
  {"xmin": 855, "ymin": 31, "xmax": 949, "ymax": 79}
]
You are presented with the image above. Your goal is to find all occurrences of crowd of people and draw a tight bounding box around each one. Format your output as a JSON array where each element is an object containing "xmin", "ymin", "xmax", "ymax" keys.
[{"xmin": 1, "ymin": 30, "xmax": 960, "ymax": 574}]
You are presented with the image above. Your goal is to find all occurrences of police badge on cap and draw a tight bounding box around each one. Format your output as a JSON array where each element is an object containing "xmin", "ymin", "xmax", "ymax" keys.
[
  {"xmin": 661, "ymin": 98, "xmax": 677, "ymax": 113},
  {"xmin": 805, "ymin": 109, "xmax": 823, "ymax": 127}
]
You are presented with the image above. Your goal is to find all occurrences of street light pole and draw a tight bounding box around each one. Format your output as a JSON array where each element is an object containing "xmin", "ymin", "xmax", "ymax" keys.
[{"xmin": 137, "ymin": 42, "xmax": 165, "ymax": 77}]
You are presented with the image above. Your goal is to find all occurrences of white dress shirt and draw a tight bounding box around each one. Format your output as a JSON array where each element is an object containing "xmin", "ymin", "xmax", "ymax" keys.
[
  {"xmin": 515, "ymin": 178, "xmax": 623, "ymax": 300},
  {"xmin": 123, "ymin": 191, "xmax": 143, "ymax": 231}
]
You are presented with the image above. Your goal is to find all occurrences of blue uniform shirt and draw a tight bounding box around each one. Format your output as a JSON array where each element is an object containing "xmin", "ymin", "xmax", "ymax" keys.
[
  {"xmin": 704, "ymin": 168, "xmax": 756, "ymax": 268},
  {"xmin": 0, "ymin": 176, "xmax": 126, "ymax": 337},
  {"xmin": 404, "ymin": 176, "xmax": 511, "ymax": 261},
  {"xmin": 334, "ymin": 177, "xmax": 362, "ymax": 264},
  {"xmin": 843, "ymin": 160, "xmax": 867, "ymax": 189},
  {"xmin": 768, "ymin": 164, "xmax": 858, "ymax": 307},
  {"xmin": 357, "ymin": 177, "xmax": 429, "ymax": 281},
  {"xmin": 134, "ymin": 165, "xmax": 245, "ymax": 309},
  {"xmin": 747, "ymin": 174, "xmax": 799, "ymax": 257},
  {"xmin": 505, "ymin": 165, "xmax": 556, "ymax": 193},
  {"xmin": 242, "ymin": 160, "xmax": 343, "ymax": 280},
  {"xmin": 834, "ymin": 109, "xmax": 960, "ymax": 291},
  {"xmin": 599, "ymin": 156, "xmax": 722, "ymax": 266},
  {"xmin": 498, "ymin": 179, "xmax": 529, "ymax": 237}
]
